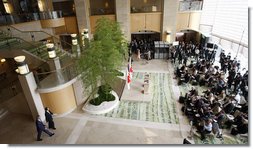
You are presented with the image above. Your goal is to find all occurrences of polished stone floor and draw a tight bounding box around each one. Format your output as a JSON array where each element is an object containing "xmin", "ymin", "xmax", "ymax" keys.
[{"xmin": 0, "ymin": 59, "xmax": 247, "ymax": 145}]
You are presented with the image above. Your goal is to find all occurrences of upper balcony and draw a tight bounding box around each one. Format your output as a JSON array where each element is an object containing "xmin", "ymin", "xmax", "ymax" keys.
[
  {"xmin": 178, "ymin": 0, "xmax": 203, "ymax": 12},
  {"xmin": 0, "ymin": 11, "xmax": 63, "ymax": 26},
  {"xmin": 90, "ymin": 0, "xmax": 115, "ymax": 16},
  {"xmin": 130, "ymin": 0, "xmax": 162, "ymax": 13}
]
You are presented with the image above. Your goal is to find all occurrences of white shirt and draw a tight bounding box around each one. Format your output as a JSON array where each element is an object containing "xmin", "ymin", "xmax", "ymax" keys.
[{"xmin": 204, "ymin": 123, "xmax": 212, "ymax": 132}]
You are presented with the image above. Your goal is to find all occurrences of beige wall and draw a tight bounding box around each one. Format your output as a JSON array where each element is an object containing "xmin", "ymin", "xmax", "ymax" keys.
[
  {"xmin": 176, "ymin": 12, "xmax": 190, "ymax": 32},
  {"xmin": 40, "ymin": 18, "xmax": 65, "ymax": 28},
  {"xmin": 0, "ymin": 21, "xmax": 54, "ymax": 42},
  {"xmin": 55, "ymin": 16, "xmax": 78, "ymax": 34},
  {"xmin": 130, "ymin": 12, "xmax": 161, "ymax": 33},
  {"xmin": 131, "ymin": 13, "xmax": 145, "ymax": 32},
  {"xmin": 72, "ymin": 79, "xmax": 90, "ymax": 106},
  {"xmin": 40, "ymin": 85, "xmax": 77, "ymax": 115},
  {"xmin": 11, "ymin": 21, "xmax": 53, "ymax": 33},
  {"xmin": 189, "ymin": 12, "xmax": 201, "ymax": 31},
  {"xmin": 145, "ymin": 13, "xmax": 161, "ymax": 32},
  {"xmin": 176, "ymin": 11, "xmax": 201, "ymax": 32},
  {"xmin": 90, "ymin": 15, "xmax": 116, "ymax": 33}
]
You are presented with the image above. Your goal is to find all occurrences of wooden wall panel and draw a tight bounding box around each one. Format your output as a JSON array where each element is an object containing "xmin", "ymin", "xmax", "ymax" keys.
[
  {"xmin": 40, "ymin": 85, "xmax": 77, "ymax": 115},
  {"xmin": 176, "ymin": 11, "xmax": 201, "ymax": 32},
  {"xmin": 64, "ymin": 16, "xmax": 78, "ymax": 34},
  {"xmin": 54, "ymin": 16, "xmax": 78, "ymax": 34},
  {"xmin": 90, "ymin": 15, "xmax": 116, "ymax": 33},
  {"xmin": 130, "ymin": 13, "xmax": 145, "ymax": 33},
  {"xmin": 131, "ymin": 12, "xmax": 161, "ymax": 33},
  {"xmin": 189, "ymin": 12, "xmax": 201, "ymax": 31},
  {"xmin": 54, "ymin": 26, "xmax": 66, "ymax": 35},
  {"xmin": 40, "ymin": 18, "xmax": 65, "ymax": 28},
  {"xmin": 176, "ymin": 12, "xmax": 190, "ymax": 32},
  {"xmin": 145, "ymin": 13, "xmax": 161, "ymax": 32}
]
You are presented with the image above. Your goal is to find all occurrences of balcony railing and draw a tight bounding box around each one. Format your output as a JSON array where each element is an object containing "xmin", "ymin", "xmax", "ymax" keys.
[
  {"xmin": 90, "ymin": 8, "xmax": 115, "ymax": 16},
  {"xmin": 0, "ymin": 11, "xmax": 63, "ymax": 26},
  {"xmin": 34, "ymin": 63, "xmax": 78, "ymax": 89},
  {"xmin": 178, "ymin": 1, "xmax": 203, "ymax": 12}
]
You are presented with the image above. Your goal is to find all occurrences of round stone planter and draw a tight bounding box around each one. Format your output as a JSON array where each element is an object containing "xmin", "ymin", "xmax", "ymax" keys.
[{"xmin": 82, "ymin": 90, "xmax": 119, "ymax": 114}]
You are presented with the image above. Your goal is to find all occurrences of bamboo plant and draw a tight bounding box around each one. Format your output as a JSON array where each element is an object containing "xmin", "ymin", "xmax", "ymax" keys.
[{"xmin": 77, "ymin": 17, "xmax": 128, "ymax": 105}]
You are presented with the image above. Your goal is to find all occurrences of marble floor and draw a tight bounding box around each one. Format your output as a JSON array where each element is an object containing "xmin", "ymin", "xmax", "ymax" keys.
[{"xmin": 0, "ymin": 59, "xmax": 247, "ymax": 145}]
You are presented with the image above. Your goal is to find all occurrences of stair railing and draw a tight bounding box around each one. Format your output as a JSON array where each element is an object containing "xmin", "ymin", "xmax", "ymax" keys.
[
  {"xmin": 0, "ymin": 26, "xmax": 75, "ymax": 61},
  {"xmin": 34, "ymin": 62, "xmax": 78, "ymax": 88},
  {"xmin": 0, "ymin": 25, "xmax": 74, "ymax": 57},
  {"xmin": 0, "ymin": 32, "xmax": 47, "ymax": 61}
]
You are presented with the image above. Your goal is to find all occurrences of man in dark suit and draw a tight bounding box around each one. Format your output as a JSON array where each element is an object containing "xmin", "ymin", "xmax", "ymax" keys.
[
  {"xmin": 36, "ymin": 115, "xmax": 54, "ymax": 141},
  {"xmin": 45, "ymin": 107, "xmax": 56, "ymax": 129}
]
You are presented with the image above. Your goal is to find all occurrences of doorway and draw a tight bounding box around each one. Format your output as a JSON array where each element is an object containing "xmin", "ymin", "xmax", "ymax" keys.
[{"xmin": 130, "ymin": 31, "xmax": 160, "ymax": 59}]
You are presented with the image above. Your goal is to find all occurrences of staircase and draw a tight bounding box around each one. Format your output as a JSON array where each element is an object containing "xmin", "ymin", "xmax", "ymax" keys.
[
  {"xmin": 0, "ymin": 108, "xmax": 8, "ymax": 120},
  {"xmin": 0, "ymin": 30, "xmax": 68, "ymax": 62}
]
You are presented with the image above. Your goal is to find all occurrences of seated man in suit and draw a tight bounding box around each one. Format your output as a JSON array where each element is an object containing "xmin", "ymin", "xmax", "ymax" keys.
[{"xmin": 231, "ymin": 118, "xmax": 248, "ymax": 135}]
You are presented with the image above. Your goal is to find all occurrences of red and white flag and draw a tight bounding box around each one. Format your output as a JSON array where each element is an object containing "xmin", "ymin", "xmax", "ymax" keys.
[
  {"xmin": 126, "ymin": 57, "xmax": 133, "ymax": 90},
  {"xmin": 126, "ymin": 68, "xmax": 131, "ymax": 90},
  {"xmin": 128, "ymin": 57, "xmax": 133, "ymax": 79}
]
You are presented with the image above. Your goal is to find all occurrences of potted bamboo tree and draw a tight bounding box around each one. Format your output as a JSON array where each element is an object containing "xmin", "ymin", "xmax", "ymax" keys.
[{"xmin": 77, "ymin": 17, "xmax": 128, "ymax": 114}]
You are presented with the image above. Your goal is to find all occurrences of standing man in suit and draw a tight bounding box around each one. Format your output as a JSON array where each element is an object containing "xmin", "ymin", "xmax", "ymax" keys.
[
  {"xmin": 45, "ymin": 107, "xmax": 56, "ymax": 129},
  {"xmin": 36, "ymin": 115, "xmax": 54, "ymax": 141}
]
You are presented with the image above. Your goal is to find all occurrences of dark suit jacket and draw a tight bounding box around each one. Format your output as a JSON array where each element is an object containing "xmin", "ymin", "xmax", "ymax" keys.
[
  {"xmin": 36, "ymin": 119, "xmax": 45, "ymax": 131},
  {"xmin": 45, "ymin": 111, "xmax": 53, "ymax": 122}
]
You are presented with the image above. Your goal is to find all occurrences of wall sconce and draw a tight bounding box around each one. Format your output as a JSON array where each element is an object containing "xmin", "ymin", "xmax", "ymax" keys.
[
  {"xmin": 166, "ymin": 30, "xmax": 171, "ymax": 43},
  {"xmin": 144, "ymin": 0, "xmax": 148, "ymax": 4},
  {"xmin": 72, "ymin": 4, "xmax": 75, "ymax": 12},
  {"xmin": 1, "ymin": 58, "xmax": 6, "ymax": 63},
  {"xmin": 82, "ymin": 29, "xmax": 89, "ymax": 39},
  {"xmin": 105, "ymin": 1, "xmax": 109, "ymax": 8},
  {"xmin": 14, "ymin": 56, "xmax": 30, "ymax": 75},
  {"xmin": 3, "ymin": 1, "xmax": 11, "ymax": 14},
  {"xmin": 166, "ymin": 30, "xmax": 171, "ymax": 35},
  {"xmin": 81, "ymin": 29, "xmax": 89, "ymax": 46},
  {"xmin": 15, "ymin": 69, "xmax": 19, "ymax": 73},
  {"xmin": 71, "ymin": 34, "xmax": 78, "ymax": 45},
  {"xmin": 46, "ymin": 43, "xmax": 56, "ymax": 59},
  {"xmin": 38, "ymin": 0, "xmax": 44, "ymax": 12}
]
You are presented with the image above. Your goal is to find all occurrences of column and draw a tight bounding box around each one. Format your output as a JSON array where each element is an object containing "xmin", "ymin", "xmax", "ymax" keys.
[
  {"xmin": 74, "ymin": 0, "xmax": 91, "ymax": 37},
  {"xmin": 44, "ymin": 0, "xmax": 54, "ymax": 11},
  {"xmin": 162, "ymin": 0, "xmax": 179, "ymax": 42},
  {"xmin": 14, "ymin": 56, "xmax": 45, "ymax": 121},
  {"xmin": 115, "ymin": 0, "xmax": 131, "ymax": 41},
  {"xmin": 46, "ymin": 43, "xmax": 61, "ymax": 71},
  {"xmin": 18, "ymin": 73, "xmax": 45, "ymax": 121}
]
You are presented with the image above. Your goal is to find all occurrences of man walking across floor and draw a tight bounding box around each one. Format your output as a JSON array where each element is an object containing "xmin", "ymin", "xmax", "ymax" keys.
[{"xmin": 35, "ymin": 115, "xmax": 54, "ymax": 141}]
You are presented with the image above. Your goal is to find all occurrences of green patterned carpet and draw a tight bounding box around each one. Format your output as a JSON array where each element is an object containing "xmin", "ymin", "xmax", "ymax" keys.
[
  {"xmin": 177, "ymin": 78, "xmax": 248, "ymax": 144},
  {"xmin": 100, "ymin": 72, "xmax": 179, "ymax": 124},
  {"xmin": 193, "ymin": 134, "xmax": 248, "ymax": 144}
]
